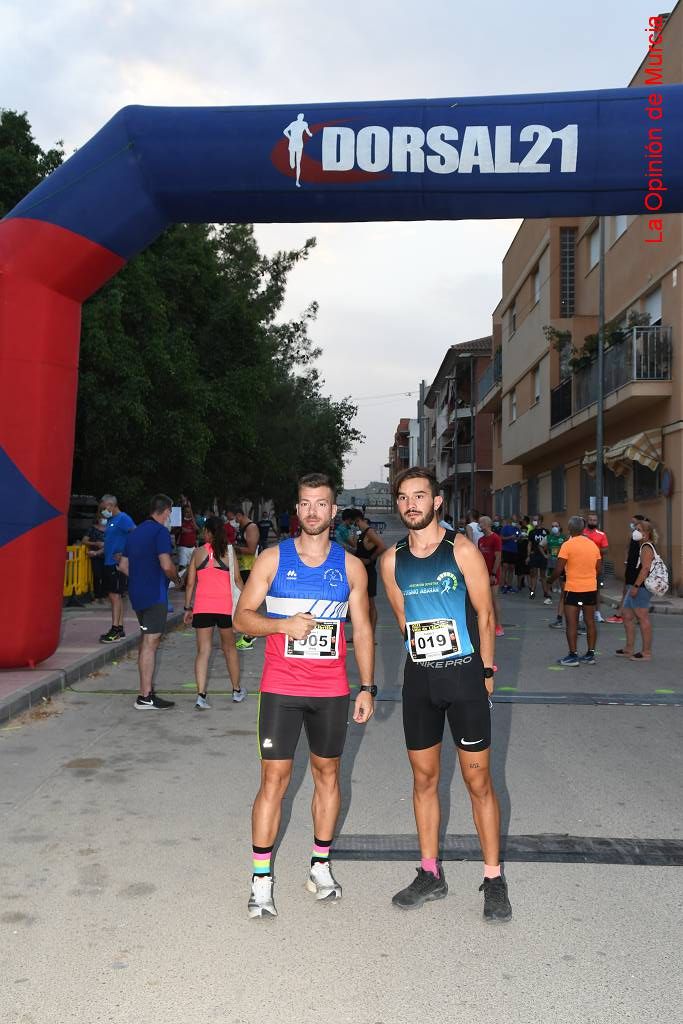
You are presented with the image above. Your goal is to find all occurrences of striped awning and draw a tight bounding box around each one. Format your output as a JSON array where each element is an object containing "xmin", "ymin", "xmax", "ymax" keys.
[
  {"xmin": 605, "ymin": 430, "xmax": 662, "ymax": 476},
  {"xmin": 581, "ymin": 447, "xmax": 608, "ymax": 479}
]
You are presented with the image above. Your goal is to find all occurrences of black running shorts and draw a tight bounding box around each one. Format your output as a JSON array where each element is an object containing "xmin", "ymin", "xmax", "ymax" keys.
[
  {"xmin": 257, "ymin": 692, "xmax": 350, "ymax": 760},
  {"xmin": 402, "ymin": 654, "xmax": 491, "ymax": 752},
  {"xmin": 135, "ymin": 602, "xmax": 168, "ymax": 635},
  {"xmin": 104, "ymin": 564, "xmax": 128, "ymax": 595},
  {"xmin": 191, "ymin": 612, "xmax": 233, "ymax": 629},
  {"xmin": 564, "ymin": 590, "xmax": 597, "ymax": 607}
]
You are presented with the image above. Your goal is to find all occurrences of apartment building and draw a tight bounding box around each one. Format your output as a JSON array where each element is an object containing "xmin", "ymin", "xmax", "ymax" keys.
[
  {"xmin": 425, "ymin": 338, "xmax": 493, "ymax": 520},
  {"xmin": 387, "ymin": 417, "xmax": 411, "ymax": 499},
  {"xmin": 476, "ymin": 6, "xmax": 682, "ymax": 590}
]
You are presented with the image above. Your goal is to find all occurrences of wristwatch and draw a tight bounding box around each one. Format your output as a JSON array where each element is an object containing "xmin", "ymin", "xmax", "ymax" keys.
[
  {"xmin": 483, "ymin": 667, "xmax": 494, "ymax": 679},
  {"xmin": 359, "ymin": 684, "xmax": 378, "ymax": 697},
  {"xmin": 183, "ymin": 606, "xmax": 193, "ymax": 612}
]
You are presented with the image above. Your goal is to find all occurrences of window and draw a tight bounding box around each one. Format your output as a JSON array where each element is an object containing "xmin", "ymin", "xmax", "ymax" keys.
[
  {"xmin": 532, "ymin": 266, "xmax": 541, "ymax": 304},
  {"xmin": 633, "ymin": 463, "xmax": 660, "ymax": 501},
  {"xmin": 644, "ymin": 286, "xmax": 662, "ymax": 326},
  {"xmin": 605, "ymin": 469, "xmax": 628, "ymax": 505},
  {"xmin": 510, "ymin": 388, "xmax": 517, "ymax": 422},
  {"xmin": 508, "ymin": 299, "xmax": 517, "ymax": 338},
  {"xmin": 559, "ymin": 227, "xmax": 576, "ymax": 317},
  {"xmin": 614, "ymin": 214, "xmax": 628, "ymax": 241},
  {"xmin": 551, "ymin": 465, "xmax": 566, "ymax": 512},
  {"xmin": 588, "ymin": 227, "xmax": 600, "ymax": 269},
  {"xmin": 494, "ymin": 490, "xmax": 503, "ymax": 516},
  {"xmin": 580, "ymin": 468, "xmax": 595, "ymax": 509},
  {"xmin": 511, "ymin": 482, "xmax": 521, "ymax": 516},
  {"xmin": 527, "ymin": 476, "xmax": 538, "ymax": 515},
  {"xmin": 533, "ymin": 365, "xmax": 541, "ymax": 403},
  {"xmin": 503, "ymin": 486, "xmax": 512, "ymax": 519}
]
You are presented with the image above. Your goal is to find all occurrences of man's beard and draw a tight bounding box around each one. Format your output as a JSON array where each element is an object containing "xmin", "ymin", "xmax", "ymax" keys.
[
  {"xmin": 399, "ymin": 506, "xmax": 436, "ymax": 531},
  {"xmin": 300, "ymin": 519, "xmax": 331, "ymax": 537}
]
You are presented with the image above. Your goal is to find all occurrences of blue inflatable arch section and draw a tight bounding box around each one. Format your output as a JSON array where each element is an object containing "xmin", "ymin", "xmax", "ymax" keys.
[{"xmin": 0, "ymin": 84, "xmax": 681, "ymax": 668}]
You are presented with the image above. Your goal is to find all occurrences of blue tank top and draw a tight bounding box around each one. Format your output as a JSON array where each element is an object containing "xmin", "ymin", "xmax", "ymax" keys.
[
  {"xmin": 265, "ymin": 539, "xmax": 349, "ymax": 620},
  {"xmin": 395, "ymin": 529, "xmax": 478, "ymax": 660}
]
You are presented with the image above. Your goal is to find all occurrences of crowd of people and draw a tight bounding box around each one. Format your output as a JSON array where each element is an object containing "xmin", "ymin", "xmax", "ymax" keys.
[{"xmin": 77, "ymin": 471, "xmax": 667, "ymax": 922}]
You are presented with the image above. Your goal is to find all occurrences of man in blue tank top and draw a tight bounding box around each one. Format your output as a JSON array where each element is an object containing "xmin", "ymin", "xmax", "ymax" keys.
[{"xmin": 380, "ymin": 466, "xmax": 512, "ymax": 922}]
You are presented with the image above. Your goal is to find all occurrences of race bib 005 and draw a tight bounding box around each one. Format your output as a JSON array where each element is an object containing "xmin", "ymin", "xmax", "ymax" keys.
[
  {"xmin": 285, "ymin": 620, "xmax": 340, "ymax": 659},
  {"xmin": 406, "ymin": 618, "xmax": 460, "ymax": 662}
]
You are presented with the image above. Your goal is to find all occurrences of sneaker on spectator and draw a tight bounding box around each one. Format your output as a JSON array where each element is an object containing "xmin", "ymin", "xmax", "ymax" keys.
[
  {"xmin": 495, "ymin": 625, "xmax": 505, "ymax": 637},
  {"xmin": 605, "ymin": 615, "xmax": 623, "ymax": 624}
]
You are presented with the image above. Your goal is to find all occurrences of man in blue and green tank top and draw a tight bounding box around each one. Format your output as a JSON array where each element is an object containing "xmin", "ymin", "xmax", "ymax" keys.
[{"xmin": 380, "ymin": 466, "xmax": 512, "ymax": 922}]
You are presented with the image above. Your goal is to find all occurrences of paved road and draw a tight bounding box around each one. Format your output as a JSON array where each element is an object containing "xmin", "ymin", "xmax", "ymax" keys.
[{"xmin": 1, "ymin": 518, "xmax": 681, "ymax": 1024}]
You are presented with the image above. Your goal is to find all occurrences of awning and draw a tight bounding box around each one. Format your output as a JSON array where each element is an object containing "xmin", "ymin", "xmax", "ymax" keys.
[
  {"xmin": 581, "ymin": 447, "xmax": 608, "ymax": 479},
  {"xmin": 605, "ymin": 429, "xmax": 662, "ymax": 476}
]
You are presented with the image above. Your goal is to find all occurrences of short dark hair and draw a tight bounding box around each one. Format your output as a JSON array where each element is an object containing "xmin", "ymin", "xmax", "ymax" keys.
[
  {"xmin": 341, "ymin": 508, "xmax": 361, "ymax": 522},
  {"xmin": 393, "ymin": 466, "xmax": 439, "ymax": 499},
  {"xmin": 297, "ymin": 473, "xmax": 336, "ymax": 499},
  {"xmin": 150, "ymin": 493, "xmax": 173, "ymax": 516}
]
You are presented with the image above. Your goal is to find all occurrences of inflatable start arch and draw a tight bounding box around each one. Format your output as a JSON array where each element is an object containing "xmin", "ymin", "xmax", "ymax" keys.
[{"xmin": 1, "ymin": 86, "xmax": 682, "ymax": 666}]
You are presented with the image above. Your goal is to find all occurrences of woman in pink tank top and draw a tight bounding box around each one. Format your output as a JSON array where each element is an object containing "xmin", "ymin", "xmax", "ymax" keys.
[{"xmin": 183, "ymin": 517, "xmax": 246, "ymax": 708}]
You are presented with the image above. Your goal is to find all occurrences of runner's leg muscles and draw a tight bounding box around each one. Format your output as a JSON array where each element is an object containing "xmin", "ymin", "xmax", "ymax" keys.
[
  {"xmin": 309, "ymin": 753, "xmax": 342, "ymax": 842},
  {"xmin": 458, "ymin": 746, "xmax": 501, "ymax": 866},
  {"xmin": 407, "ymin": 744, "xmax": 442, "ymax": 860},
  {"xmin": 252, "ymin": 759, "xmax": 293, "ymax": 848}
]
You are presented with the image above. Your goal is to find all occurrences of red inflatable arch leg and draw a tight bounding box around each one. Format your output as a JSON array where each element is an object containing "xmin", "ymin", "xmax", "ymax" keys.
[{"xmin": 0, "ymin": 220, "xmax": 124, "ymax": 667}]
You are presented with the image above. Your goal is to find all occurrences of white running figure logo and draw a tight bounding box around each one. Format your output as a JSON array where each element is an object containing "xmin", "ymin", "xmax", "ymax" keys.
[{"xmin": 283, "ymin": 113, "xmax": 312, "ymax": 187}]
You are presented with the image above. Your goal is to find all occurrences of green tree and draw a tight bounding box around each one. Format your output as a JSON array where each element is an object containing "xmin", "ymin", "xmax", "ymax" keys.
[{"xmin": 0, "ymin": 110, "xmax": 63, "ymax": 216}]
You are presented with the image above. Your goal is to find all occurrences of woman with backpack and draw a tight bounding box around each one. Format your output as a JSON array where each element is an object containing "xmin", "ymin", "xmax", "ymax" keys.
[
  {"xmin": 617, "ymin": 519, "xmax": 661, "ymax": 661},
  {"xmin": 183, "ymin": 516, "xmax": 246, "ymax": 707}
]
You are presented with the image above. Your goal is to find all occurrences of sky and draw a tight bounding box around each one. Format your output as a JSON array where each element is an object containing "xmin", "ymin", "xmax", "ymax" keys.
[{"xmin": 0, "ymin": 0, "xmax": 661, "ymax": 488}]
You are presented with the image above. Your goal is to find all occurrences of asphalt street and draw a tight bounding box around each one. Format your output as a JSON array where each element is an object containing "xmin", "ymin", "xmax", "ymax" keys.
[{"xmin": 1, "ymin": 518, "xmax": 681, "ymax": 1024}]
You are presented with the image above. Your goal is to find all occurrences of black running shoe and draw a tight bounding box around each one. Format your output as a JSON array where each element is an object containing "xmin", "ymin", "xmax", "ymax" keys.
[
  {"xmin": 134, "ymin": 692, "xmax": 175, "ymax": 710},
  {"xmin": 99, "ymin": 626, "xmax": 124, "ymax": 644},
  {"xmin": 392, "ymin": 865, "xmax": 448, "ymax": 909},
  {"xmin": 479, "ymin": 876, "xmax": 512, "ymax": 922}
]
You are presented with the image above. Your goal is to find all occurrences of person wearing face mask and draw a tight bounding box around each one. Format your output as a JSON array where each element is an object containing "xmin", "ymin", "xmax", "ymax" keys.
[
  {"xmin": 117, "ymin": 494, "xmax": 182, "ymax": 709},
  {"xmin": 83, "ymin": 505, "xmax": 107, "ymax": 603},
  {"xmin": 99, "ymin": 494, "xmax": 136, "ymax": 643},
  {"xmin": 616, "ymin": 519, "xmax": 657, "ymax": 660},
  {"xmin": 582, "ymin": 513, "xmax": 609, "ymax": 623},
  {"xmin": 605, "ymin": 515, "xmax": 648, "ymax": 624},
  {"xmin": 547, "ymin": 521, "xmax": 568, "ymax": 629}
]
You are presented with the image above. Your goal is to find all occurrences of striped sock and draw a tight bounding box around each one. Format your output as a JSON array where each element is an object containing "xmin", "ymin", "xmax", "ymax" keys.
[
  {"xmin": 252, "ymin": 844, "xmax": 273, "ymax": 876},
  {"xmin": 311, "ymin": 836, "xmax": 332, "ymax": 867}
]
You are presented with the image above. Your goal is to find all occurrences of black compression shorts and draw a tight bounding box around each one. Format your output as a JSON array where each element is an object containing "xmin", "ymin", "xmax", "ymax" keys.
[
  {"xmin": 402, "ymin": 654, "xmax": 491, "ymax": 753},
  {"xmin": 257, "ymin": 692, "xmax": 350, "ymax": 760},
  {"xmin": 191, "ymin": 612, "xmax": 233, "ymax": 629}
]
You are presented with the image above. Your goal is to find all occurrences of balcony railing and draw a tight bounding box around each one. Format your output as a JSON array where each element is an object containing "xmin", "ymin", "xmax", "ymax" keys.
[
  {"xmin": 475, "ymin": 348, "xmax": 503, "ymax": 403},
  {"xmin": 550, "ymin": 325, "xmax": 672, "ymax": 426},
  {"xmin": 456, "ymin": 443, "xmax": 473, "ymax": 463}
]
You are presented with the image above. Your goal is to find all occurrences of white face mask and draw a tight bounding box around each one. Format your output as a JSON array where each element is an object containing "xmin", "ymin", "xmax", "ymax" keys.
[
  {"xmin": 99, "ymin": 518, "xmax": 107, "ymax": 527},
  {"xmin": 551, "ymin": 526, "xmax": 560, "ymax": 535},
  {"xmin": 101, "ymin": 508, "xmax": 113, "ymax": 519},
  {"xmin": 632, "ymin": 530, "xmax": 643, "ymax": 542},
  {"xmin": 532, "ymin": 520, "xmax": 539, "ymax": 527},
  {"xmin": 165, "ymin": 515, "xmax": 172, "ymax": 530}
]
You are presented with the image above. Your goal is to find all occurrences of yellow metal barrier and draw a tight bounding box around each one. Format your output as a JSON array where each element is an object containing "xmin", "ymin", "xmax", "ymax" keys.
[{"xmin": 63, "ymin": 544, "xmax": 94, "ymax": 598}]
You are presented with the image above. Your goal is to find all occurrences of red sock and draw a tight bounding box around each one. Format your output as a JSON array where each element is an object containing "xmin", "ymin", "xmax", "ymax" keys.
[{"xmin": 421, "ymin": 857, "xmax": 439, "ymax": 877}]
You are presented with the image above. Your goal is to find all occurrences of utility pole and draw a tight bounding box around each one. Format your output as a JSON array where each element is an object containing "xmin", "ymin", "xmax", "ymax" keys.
[{"xmin": 596, "ymin": 216, "xmax": 606, "ymax": 527}]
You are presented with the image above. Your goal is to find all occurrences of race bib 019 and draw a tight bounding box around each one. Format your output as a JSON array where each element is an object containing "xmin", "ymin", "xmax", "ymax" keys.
[
  {"xmin": 406, "ymin": 618, "xmax": 460, "ymax": 662},
  {"xmin": 285, "ymin": 620, "xmax": 340, "ymax": 659}
]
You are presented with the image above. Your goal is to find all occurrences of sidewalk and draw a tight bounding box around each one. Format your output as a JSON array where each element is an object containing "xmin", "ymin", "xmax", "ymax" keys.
[{"xmin": 0, "ymin": 591, "xmax": 186, "ymax": 723}]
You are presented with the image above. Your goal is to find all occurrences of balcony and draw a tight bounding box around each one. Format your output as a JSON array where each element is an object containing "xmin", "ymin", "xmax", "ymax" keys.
[
  {"xmin": 476, "ymin": 348, "xmax": 503, "ymax": 414},
  {"xmin": 550, "ymin": 326, "xmax": 673, "ymax": 433}
]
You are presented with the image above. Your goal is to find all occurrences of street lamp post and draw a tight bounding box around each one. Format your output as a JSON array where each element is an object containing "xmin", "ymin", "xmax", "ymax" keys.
[{"xmin": 596, "ymin": 216, "xmax": 606, "ymax": 527}]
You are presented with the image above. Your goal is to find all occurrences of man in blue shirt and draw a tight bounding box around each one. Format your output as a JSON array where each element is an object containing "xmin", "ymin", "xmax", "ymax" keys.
[
  {"xmin": 119, "ymin": 494, "xmax": 182, "ymax": 710},
  {"xmin": 99, "ymin": 494, "xmax": 136, "ymax": 643}
]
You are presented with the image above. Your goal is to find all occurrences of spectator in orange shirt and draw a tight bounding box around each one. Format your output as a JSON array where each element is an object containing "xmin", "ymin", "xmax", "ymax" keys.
[{"xmin": 550, "ymin": 516, "xmax": 602, "ymax": 667}]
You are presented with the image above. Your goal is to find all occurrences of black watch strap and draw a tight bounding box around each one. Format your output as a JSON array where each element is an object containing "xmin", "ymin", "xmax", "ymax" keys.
[
  {"xmin": 359, "ymin": 684, "xmax": 378, "ymax": 697},
  {"xmin": 483, "ymin": 667, "xmax": 494, "ymax": 679}
]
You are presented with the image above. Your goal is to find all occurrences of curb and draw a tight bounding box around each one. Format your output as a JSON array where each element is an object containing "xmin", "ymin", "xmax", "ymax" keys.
[{"xmin": 0, "ymin": 610, "xmax": 185, "ymax": 725}]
